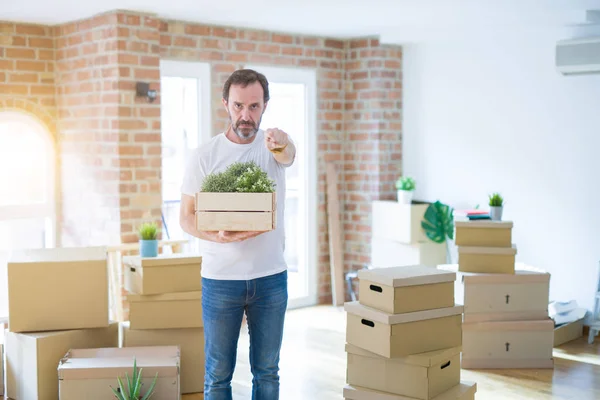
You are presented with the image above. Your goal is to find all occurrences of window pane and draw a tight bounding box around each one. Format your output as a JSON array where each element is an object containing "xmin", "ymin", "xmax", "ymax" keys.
[
  {"xmin": 0, "ymin": 116, "xmax": 50, "ymax": 206},
  {"xmin": 0, "ymin": 217, "xmax": 49, "ymax": 252}
]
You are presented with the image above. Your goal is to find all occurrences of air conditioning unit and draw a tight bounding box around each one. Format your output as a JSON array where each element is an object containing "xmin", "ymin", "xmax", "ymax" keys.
[{"xmin": 556, "ymin": 36, "xmax": 600, "ymax": 75}]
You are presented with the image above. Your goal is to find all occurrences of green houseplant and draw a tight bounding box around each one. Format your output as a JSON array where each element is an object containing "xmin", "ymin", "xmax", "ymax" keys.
[
  {"xmin": 395, "ymin": 176, "xmax": 415, "ymax": 204},
  {"xmin": 138, "ymin": 222, "xmax": 159, "ymax": 258},
  {"xmin": 200, "ymin": 161, "xmax": 275, "ymax": 193},
  {"xmin": 421, "ymin": 201, "xmax": 455, "ymax": 263},
  {"xmin": 488, "ymin": 192, "xmax": 504, "ymax": 221},
  {"xmin": 110, "ymin": 357, "xmax": 158, "ymax": 400}
]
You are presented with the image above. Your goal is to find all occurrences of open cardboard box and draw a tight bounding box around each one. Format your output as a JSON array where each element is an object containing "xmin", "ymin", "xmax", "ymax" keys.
[{"xmin": 195, "ymin": 192, "xmax": 276, "ymax": 231}]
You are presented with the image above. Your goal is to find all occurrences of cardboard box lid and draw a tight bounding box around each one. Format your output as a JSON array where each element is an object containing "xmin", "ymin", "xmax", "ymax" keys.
[
  {"xmin": 8, "ymin": 246, "xmax": 107, "ymax": 264},
  {"xmin": 345, "ymin": 343, "xmax": 461, "ymax": 367},
  {"xmin": 455, "ymin": 220, "xmax": 513, "ymax": 229},
  {"xmin": 357, "ymin": 265, "xmax": 456, "ymax": 287},
  {"xmin": 343, "ymin": 381, "xmax": 477, "ymax": 400},
  {"xmin": 457, "ymin": 244, "xmax": 517, "ymax": 255},
  {"xmin": 344, "ymin": 301, "xmax": 464, "ymax": 324},
  {"xmin": 463, "ymin": 319, "xmax": 554, "ymax": 332},
  {"xmin": 123, "ymin": 253, "xmax": 202, "ymax": 268},
  {"xmin": 58, "ymin": 346, "xmax": 180, "ymax": 380},
  {"xmin": 438, "ymin": 263, "xmax": 550, "ymax": 284},
  {"xmin": 127, "ymin": 290, "xmax": 201, "ymax": 303}
]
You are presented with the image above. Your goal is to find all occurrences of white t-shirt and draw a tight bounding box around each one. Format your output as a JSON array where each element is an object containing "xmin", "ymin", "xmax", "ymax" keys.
[{"xmin": 180, "ymin": 129, "xmax": 293, "ymax": 280}]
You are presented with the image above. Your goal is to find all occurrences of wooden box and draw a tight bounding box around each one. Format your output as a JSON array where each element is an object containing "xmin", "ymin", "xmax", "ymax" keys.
[
  {"xmin": 370, "ymin": 237, "xmax": 447, "ymax": 268},
  {"xmin": 439, "ymin": 264, "xmax": 550, "ymax": 322},
  {"xmin": 343, "ymin": 381, "xmax": 477, "ymax": 400},
  {"xmin": 455, "ymin": 220, "xmax": 513, "ymax": 247},
  {"xmin": 346, "ymin": 343, "xmax": 461, "ymax": 399},
  {"xmin": 458, "ymin": 245, "xmax": 517, "ymax": 274},
  {"xmin": 358, "ymin": 265, "xmax": 455, "ymax": 314},
  {"xmin": 124, "ymin": 254, "xmax": 202, "ymax": 295},
  {"xmin": 344, "ymin": 301, "xmax": 463, "ymax": 358},
  {"xmin": 462, "ymin": 319, "xmax": 554, "ymax": 369},
  {"xmin": 195, "ymin": 192, "xmax": 275, "ymax": 231},
  {"xmin": 128, "ymin": 291, "xmax": 203, "ymax": 330},
  {"xmin": 372, "ymin": 201, "xmax": 429, "ymax": 244},
  {"xmin": 58, "ymin": 346, "xmax": 180, "ymax": 399}
]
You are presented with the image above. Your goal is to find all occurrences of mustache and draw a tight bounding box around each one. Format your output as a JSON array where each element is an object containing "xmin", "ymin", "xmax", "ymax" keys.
[{"xmin": 236, "ymin": 120, "xmax": 255, "ymax": 127}]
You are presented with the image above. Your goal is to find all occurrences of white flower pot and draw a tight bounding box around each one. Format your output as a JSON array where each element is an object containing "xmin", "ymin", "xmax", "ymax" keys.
[
  {"xmin": 490, "ymin": 206, "xmax": 503, "ymax": 221},
  {"xmin": 397, "ymin": 190, "xmax": 414, "ymax": 204}
]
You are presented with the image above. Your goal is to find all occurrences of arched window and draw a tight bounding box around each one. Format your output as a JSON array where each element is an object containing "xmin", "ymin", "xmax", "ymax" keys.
[{"xmin": 0, "ymin": 111, "xmax": 56, "ymax": 252}]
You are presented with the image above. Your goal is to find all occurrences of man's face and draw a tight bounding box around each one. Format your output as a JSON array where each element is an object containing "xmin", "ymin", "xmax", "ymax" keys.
[{"xmin": 224, "ymin": 81, "xmax": 267, "ymax": 140}]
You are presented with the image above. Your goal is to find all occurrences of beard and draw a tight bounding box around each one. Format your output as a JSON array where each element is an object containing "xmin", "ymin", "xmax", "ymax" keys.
[{"xmin": 230, "ymin": 113, "xmax": 262, "ymax": 140}]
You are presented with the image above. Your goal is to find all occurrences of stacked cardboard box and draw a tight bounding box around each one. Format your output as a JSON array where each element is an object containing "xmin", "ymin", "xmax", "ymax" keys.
[
  {"xmin": 121, "ymin": 253, "xmax": 205, "ymax": 394},
  {"xmin": 343, "ymin": 265, "xmax": 477, "ymax": 399},
  {"xmin": 4, "ymin": 246, "xmax": 120, "ymax": 399},
  {"xmin": 449, "ymin": 220, "xmax": 554, "ymax": 369}
]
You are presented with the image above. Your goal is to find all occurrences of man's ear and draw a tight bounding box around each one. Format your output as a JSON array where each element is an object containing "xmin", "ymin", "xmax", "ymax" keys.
[
  {"xmin": 263, "ymin": 101, "xmax": 268, "ymax": 114},
  {"xmin": 222, "ymin": 98, "xmax": 228, "ymax": 109}
]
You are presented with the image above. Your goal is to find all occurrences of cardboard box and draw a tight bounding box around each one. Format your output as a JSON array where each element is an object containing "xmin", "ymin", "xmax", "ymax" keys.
[
  {"xmin": 195, "ymin": 192, "xmax": 276, "ymax": 231},
  {"xmin": 554, "ymin": 318, "xmax": 584, "ymax": 346},
  {"xmin": 128, "ymin": 291, "xmax": 203, "ymax": 329},
  {"xmin": 121, "ymin": 322, "xmax": 205, "ymax": 394},
  {"xmin": 123, "ymin": 254, "xmax": 202, "ymax": 295},
  {"xmin": 462, "ymin": 319, "xmax": 554, "ymax": 369},
  {"xmin": 370, "ymin": 237, "xmax": 447, "ymax": 268},
  {"xmin": 357, "ymin": 265, "xmax": 456, "ymax": 314},
  {"xmin": 455, "ymin": 220, "xmax": 513, "ymax": 247},
  {"xmin": 6, "ymin": 322, "xmax": 118, "ymax": 400},
  {"xmin": 343, "ymin": 381, "xmax": 477, "ymax": 400},
  {"xmin": 7, "ymin": 246, "xmax": 109, "ymax": 333},
  {"xmin": 58, "ymin": 346, "xmax": 180, "ymax": 400},
  {"xmin": 457, "ymin": 245, "xmax": 517, "ymax": 274},
  {"xmin": 344, "ymin": 301, "xmax": 463, "ymax": 358},
  {"xmin": 439, "ymin": 264, "xmax": 550, "ymax": 322},
  {"xmin": 346, "ymin": 343, "xmax": 461, "ymax": 399},
  {"xmin": 371, "ymin": 201, "xmax": 429, "ymax": 244}
]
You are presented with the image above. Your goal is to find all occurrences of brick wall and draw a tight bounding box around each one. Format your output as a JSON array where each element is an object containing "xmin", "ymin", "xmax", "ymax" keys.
[{"xmin": 0, "ymin": 10, "xmax": 402, "ymax": 305}]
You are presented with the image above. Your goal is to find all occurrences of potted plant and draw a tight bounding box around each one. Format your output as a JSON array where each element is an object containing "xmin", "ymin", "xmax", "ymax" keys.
[
  {"xmin": 195, "ymin": 161, "xmax": 277, "ymax": 231},
  {"xmin": 395, "ymin": 176, "xmax": 416, "ymax": 204},
  {"xmin": 421, "ymin": 200, "xmax": 455, "ymax": 263},
  {"xmin": 488, "ymin": 192, "xmax": 504, "ymax": 221},
  {"xmin": 110, "ymin": 357, "xmax": 158, "ymax": 400},
  {"xmin": 138, "ymin": 222, "xmax": 159, "ymax": 257}
]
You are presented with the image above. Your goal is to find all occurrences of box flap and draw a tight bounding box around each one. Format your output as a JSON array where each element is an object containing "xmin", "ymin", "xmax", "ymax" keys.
[
  {"xmin": 457, "ymin": 244, "xmax": 517, "ymax": 255},
  {"xmin": 345, "ymin": 343, "xmax": 461, "ymax": 367},
  {"xmin": 343, "ymin": 381, "xmax": 477, "ymax": 400},
  {"xmin": 438, "ymin": 263, "xmax": 549, "ymax": 284},
  {"xmin": 357, "ymin": 265, "xmax": 456, "ymax": 287},
  {"xmin": 455, "ymin": 220, "xmax": 513, "ymax": 229},
  {"xmin": 8, "ymin": 246, "xmax": 107, "ymax": 263},
  {"xmin": 344, "ymin": 301, "xmax": 463, "ymax": 324},
  {"xmin": 58, "ymin": 346, "xmax": 180, "ymax": 379},
  {"xmin": 127, "ymin": 290, "xmax": 201, "ymax": 303},
  {"xmin": 123, "ymin": 254, "xmax": 202, "ymax": 268}
]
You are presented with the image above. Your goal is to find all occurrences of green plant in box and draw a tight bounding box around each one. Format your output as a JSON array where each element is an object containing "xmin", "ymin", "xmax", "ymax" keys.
[
  {"xmin": 421, "ymin": 200, "xmax": 454, "ymax": 263},
  {"xmin": 488, "ymin": 192, "xmax": 504, "ymax": 221},
  {"xmin": 395, "ymin": 176, "xmax": 416, "ymax": 204},
  {"xmin": 200, "ymin": 161, "xmax": 275, "ymax": 193},
  {"xmin": 110, "ymin": 357, "xmax": 158, "ymax": 400}
]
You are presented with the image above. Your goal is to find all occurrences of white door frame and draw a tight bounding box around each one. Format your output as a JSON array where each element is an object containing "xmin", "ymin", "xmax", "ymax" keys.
[{"xmin": 244, "ymin": 64, "xmax": 318, "ymax": 309}]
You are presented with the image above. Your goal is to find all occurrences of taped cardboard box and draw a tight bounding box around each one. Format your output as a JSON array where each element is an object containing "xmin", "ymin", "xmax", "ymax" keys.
[
  {"xmin": 462, "ymin": 319, "xmax": 554, "ymax": 369},
  {"xmin": 128, "ymin": 291, "xmax": 203, "ymax": 330},
  {"xmin": 6, "ymin": 322, "xmax": 118, "ymax": 400},
  {"xmin": 7, "ymin": 246, "xmax": 109, "ymax": 333},
  {"xmin": 439, "ymin": 264, "xmax": 550, "ymax": 322},
  {"xmin": 371, "ymin": 201, "xmax": 429, "ymax": 244},
  {"xmin": 195, "ymin": 192, "xmax": 276, "ymax": 231},
  {"xmin": 344, "ymin": 301, "xmax": 463, "ymax": 358},
  {"xmin": 121, "ymin": 322, "xmax": 205, "ymax": 394},
  {"xmin": 554, "ymin": 318, "xmax": 584, "ymax": 347},
  {"xmin": 346, "ymin": 343, "xmax": 461, "ymax": 400},
  {"xmin": 455, "ymin": 220, "xmax": 513, "ymax": 247},
  {"xmin": 358, "ymin": 265, "xmax": 455, "ymax": 314},
  {"xmin": 343, "ymin": 381, "xmax": 477, "ymax": 400},
  {"xmin": 457, "ymin": 245, "xmax": 517, "ymax": 274},
  {"xmin": 123, "ymin": 254, "xmax": 202, "ymax": 295},
  {"xmin": 58, "ymin": 346, "xmax": 180, "ymax": 400}
]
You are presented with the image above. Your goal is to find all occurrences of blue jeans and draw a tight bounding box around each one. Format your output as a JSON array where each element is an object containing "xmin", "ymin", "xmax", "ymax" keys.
[{"xmin": 202, "ymin": 270, "xmax": 288, "ymax": 400}]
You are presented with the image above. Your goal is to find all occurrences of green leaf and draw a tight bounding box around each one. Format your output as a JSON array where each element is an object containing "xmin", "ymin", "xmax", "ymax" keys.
[
  {"xmin": 141, "ymin": 372, "xmax": 159, "ymax": 400},
  {"xmin": 133, "ymin": 367, "xmax": 143, "ymax": 398},
  {"xmin": 110, "ymin": 386, "xmax": 126, "ymax": 400},
  {"xmin": 117, "ymin": 376, "xmax": 127, "ymax": 399},
  {"xmin": 421, "ymin": 201, "xmax": 454, "ymax": 244}
]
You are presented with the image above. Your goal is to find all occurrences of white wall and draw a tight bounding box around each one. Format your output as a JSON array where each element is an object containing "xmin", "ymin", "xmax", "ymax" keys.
[{"xmin": 402, "ymin": 27, "xmax": 600, "ymax": 314}]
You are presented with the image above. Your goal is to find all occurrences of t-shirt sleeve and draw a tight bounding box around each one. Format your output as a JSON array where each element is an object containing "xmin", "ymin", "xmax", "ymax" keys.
[{"xmin": 180, "ymin": 150, "xmax": 205, "ymax": 197}]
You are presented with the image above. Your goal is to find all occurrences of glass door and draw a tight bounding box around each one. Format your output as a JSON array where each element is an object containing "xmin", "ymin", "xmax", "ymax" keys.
[{"xmin": 244, "ymin": 65, "xmax": 318, "ymax": 308}]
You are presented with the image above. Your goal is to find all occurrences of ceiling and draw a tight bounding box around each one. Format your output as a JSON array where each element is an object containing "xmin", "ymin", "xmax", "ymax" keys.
[{"xmin": 2, "ymin": 0, "xmax": 600, "ymax": 43}]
